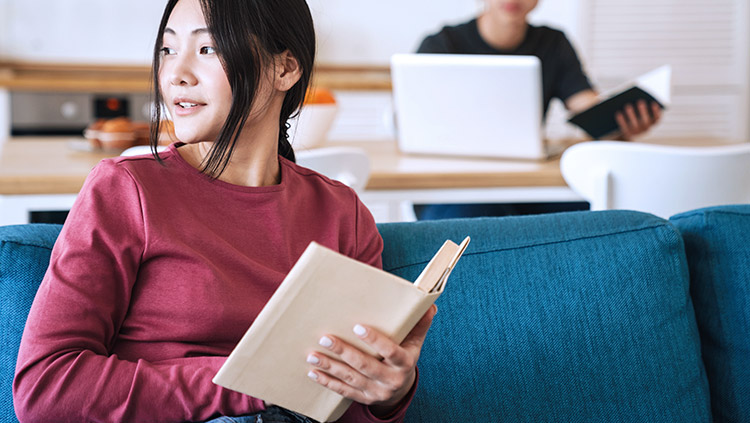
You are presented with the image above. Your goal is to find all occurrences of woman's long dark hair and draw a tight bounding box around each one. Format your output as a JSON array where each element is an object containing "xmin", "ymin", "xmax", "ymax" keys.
[{"xmin": 150, "ymin": 0, "xmax": 316, "ymax": 175}]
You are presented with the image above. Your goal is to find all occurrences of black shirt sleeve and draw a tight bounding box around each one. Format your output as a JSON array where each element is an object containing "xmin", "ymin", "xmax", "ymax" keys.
[{"xmin": 549, "ymin": 32, "xmax": 593, "ymax": 103}]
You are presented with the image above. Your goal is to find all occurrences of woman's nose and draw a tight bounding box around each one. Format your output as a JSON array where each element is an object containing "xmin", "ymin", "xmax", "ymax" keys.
[{"xmin": 168, "ymin": 55, "xmax": 198, "ymax": 86}]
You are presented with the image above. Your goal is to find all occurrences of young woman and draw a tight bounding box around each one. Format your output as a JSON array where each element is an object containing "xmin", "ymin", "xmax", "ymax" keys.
[{"xmin": 12, "ymin": 1, "xmax": 434, "ymax": 422}]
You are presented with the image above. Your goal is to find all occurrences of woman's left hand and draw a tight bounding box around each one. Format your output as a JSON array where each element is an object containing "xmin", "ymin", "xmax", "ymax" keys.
[{"xmin": 306, "ymin": 304, "xmax": 437, "ymax": 416}]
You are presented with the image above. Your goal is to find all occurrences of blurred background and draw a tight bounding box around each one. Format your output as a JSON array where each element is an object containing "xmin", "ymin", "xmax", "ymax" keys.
[{"xmin": 0, "ymin": 0, "xmax": 748, "ymax": 142}]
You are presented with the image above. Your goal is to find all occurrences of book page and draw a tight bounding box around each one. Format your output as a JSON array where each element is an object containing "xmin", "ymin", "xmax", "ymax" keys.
[
  {"xmin": 634, "ymin": 65, "xmax": 671, "ymax": 106},
  {"xmin": 600, "ymin": 65, "xmax": 672, "ymax": 106}
]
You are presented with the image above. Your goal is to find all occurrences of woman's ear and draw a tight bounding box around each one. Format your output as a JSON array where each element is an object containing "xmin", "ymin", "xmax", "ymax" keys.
[{"xmin": 274, "ymin": 50, "xmax": 303, "ymax": 92}]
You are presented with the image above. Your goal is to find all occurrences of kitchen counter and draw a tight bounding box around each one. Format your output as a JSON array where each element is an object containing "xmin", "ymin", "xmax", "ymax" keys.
[
  {"xmin": 0, "ymin": 137, "xmax": 567, "ymax": 195},
  {"xmin": 0, "ymin": 137, "xmax": 577, "ymax": 223},
  {"xmin": 1, "ymin": 137, "xmax": 734, "ymax": 224}
]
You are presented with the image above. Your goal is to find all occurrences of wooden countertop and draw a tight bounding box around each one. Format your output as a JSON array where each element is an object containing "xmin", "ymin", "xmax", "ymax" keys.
[
  {"xmin": 354, "ymin": 140, "xmax": 565, "ymax": 190},
  {"xmin": 0, "ymin": 139, "xmax": 113, "ymax": 195},
  {"xmin": 0, "ymin": 137, "xmax": 566, "ymax": 195},
  {"xmin": 0, "ymin": 61, "xmax": 392, "ymax": 93}
]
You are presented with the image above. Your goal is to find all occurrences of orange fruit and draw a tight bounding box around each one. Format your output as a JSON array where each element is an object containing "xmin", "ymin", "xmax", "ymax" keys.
[{"xmin": 304, "ymin": 87, "xmax": 336, "ymax": 105}]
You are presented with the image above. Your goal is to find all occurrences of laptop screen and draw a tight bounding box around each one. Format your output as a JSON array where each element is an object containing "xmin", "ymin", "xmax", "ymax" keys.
[{"xmin": 391, "ymin": 53, "xmax": 545, "ymax": 160}]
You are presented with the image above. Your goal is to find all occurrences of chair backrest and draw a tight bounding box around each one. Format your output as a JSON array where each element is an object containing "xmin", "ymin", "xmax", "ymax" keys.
[
  {"xmin": 122, "ymin": 146, "xmax": 371, "ymax": 192},
  {"xmin": 120, "ymin": 145, "xmax": 167, "ymax": 157},
  {"xmin": 295, "ymin": 147, "xmax": 371, "ymax": 192},
  {"xmin": 560, "ymin": 141, "xmax": 750, "ymax": 218}
]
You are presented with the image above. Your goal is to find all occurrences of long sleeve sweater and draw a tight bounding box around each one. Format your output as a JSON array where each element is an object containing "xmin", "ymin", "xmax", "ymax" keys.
[{"xmin": 13, "ymin": 143, "xmax": 412, "ymax": 423}]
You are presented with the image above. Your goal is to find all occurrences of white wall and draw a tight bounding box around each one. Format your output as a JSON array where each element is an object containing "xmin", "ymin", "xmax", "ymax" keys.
[
  {"xmin": 0, "ymin": 1, "xmax": 7, "ymax": 58},
  {"xmin": 1, "ymin": 0, "xmax": 163, "ymax": 64},
  {"xmin": 309, "ymin": 0, "xmax": 479, "ymax": 65},
  {"xmin": 0, "ymin": 0, "xmax": 583, "ymax": 66},
  {"xmin": 311, "ymin": 0, "xmax": 583, "ymax": 65}
]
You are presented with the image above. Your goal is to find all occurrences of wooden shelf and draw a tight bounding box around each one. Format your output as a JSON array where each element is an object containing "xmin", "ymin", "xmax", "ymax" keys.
[{"xmin": 0, "ymin": 61, "xmax": 392, "ymax": 93}]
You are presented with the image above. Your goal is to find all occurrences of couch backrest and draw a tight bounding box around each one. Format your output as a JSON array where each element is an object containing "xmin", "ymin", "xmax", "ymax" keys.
[
  {"xmin": 378, "ymin": 211, "xmax": 711, "ymax": 422},
  {"xmin": 671, "ymin": 205, "xmax": 750, "ymax": 423},
  {"xmin": 0, "ymin": 224, "xmax": 62, "ymax": 423}
]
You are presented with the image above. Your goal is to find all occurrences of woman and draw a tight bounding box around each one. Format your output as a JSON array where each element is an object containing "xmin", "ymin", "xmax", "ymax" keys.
[{"xmin": 13, "ymin": 0, "xmax": 433, "ymax": 421}]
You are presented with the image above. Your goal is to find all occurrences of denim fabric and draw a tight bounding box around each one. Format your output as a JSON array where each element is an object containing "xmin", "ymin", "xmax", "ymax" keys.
[
  {"xmin": 204, "ymin": 406, "xmax": 317, "ymax": 423},
  {"xmin": 0, "ymin": 224, "xmax": 62, "ymax": 423},
  {"xmin": 671, "ymin": 205, "xmax": 750, "ymax": 423},
  {"xmin": 378, "ymin": 211, "xmax": 710, "ymax": 422}
]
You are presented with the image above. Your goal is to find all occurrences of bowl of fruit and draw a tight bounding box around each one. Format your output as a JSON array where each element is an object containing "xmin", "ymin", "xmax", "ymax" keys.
[{"xmin": 288, "ymin": 87, "xmax": 338, "ymax": 150}]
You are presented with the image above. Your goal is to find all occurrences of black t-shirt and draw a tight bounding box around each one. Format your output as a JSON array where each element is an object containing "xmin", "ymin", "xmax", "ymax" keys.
[{"xmin": 417, "ymin": 20, "xmax": 593, "ymax": 117}]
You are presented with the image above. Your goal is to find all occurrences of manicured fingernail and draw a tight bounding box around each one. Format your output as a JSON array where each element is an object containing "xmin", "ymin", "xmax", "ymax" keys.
[
  {"xmin": 307, "ymin": 371, "xmax": 318, "ymax": 380},
  {"xmin": 353, "ymin": 324, "xmax": 367, "ymax": 337},
  {"xmin": 319, "ymin": 336, "xmax": 333, "ymax": 348},
  {"xmin": 306, "ymin": 354, "xmax": 320, "ymax": 365}
]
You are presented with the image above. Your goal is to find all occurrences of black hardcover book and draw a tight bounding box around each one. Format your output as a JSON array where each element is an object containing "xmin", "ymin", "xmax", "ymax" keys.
[{"xmin": 568, "ymin": 86, "xmax": 664, "ymax": 140}]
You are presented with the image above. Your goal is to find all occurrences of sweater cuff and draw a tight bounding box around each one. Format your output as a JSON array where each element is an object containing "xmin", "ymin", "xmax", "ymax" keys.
[{"xmin": 365, "ymin": 367, "xmax": 419, "ymax": 422}]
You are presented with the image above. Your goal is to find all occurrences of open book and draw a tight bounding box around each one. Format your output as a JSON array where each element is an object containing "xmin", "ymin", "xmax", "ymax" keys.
[
  {"xmin": 213, "ymin": 237, "xmax": 470, "ymax": 422},
  {"xmin": 568, "ymin": 65, "xmax": 672, "ymax": 139}
]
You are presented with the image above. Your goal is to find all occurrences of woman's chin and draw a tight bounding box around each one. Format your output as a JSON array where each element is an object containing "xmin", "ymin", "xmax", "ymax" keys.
[{"xmin": 172, "ymin": 130, "xmax": 204, "ymax": 145}]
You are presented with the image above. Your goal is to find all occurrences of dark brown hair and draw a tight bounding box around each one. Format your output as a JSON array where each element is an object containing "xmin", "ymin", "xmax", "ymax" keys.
[{"xmin": 150, "ymin": 0, "xmax": 316, "ymax": 175}]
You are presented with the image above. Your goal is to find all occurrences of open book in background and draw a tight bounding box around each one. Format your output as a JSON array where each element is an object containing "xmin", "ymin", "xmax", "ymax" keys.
[
  {"xmin": 568, "ymin": 65, "xmax": 672, "ymax": 140},
  {"xmin": 213, "ymin": 237, "xmax": 470, "ymax": 422}
]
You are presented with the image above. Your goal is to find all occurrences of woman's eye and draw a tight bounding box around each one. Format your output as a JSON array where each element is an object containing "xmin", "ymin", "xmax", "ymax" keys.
[
  {"xmin": 160, "ymin": 47, "xmax": 176, "ymax": 56},
  {"xmin": 200, "ymin": 46, "xmax": 216, "ymax": 55}
]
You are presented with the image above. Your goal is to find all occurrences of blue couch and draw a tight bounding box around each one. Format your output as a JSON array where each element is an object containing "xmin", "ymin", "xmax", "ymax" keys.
[{"xmin": 2, "ymin": 206, "xmax": 748, "ymax": 422}]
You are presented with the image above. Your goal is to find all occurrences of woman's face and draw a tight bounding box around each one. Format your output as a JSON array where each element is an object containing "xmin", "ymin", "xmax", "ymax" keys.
[
  {"xmin": 484, "ymin": 0, "xmax": 539, "ymax": 23},
  {"xmin": 158, "ymin": 0, "xmax": 233, "ymax": 144}
]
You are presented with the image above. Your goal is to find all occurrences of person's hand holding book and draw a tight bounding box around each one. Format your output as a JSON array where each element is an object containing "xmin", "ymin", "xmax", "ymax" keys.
[
  {"xmin": 306, "ymin": 304, "xmax": 438, "ymax": 418},
  {"xmin": 614, "ymin": 100, "xmax": 663, "ymax": 140}
]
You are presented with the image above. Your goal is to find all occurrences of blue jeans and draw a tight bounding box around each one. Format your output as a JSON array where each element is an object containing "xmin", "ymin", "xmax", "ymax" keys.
[{"xmin": 204, "ymin": 406, "xmax": 317, "ymax": 423}]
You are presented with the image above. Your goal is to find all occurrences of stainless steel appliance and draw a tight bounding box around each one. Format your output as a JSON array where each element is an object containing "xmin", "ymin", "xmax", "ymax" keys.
[{"xmin": 10, "ymin": 91, "xmax": 151, "ymax": 136}]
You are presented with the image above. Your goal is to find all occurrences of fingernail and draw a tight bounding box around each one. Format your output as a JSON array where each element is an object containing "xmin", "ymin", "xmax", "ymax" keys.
[
  {"xmin": 353, "ymin": 324, "xmax": 367, "ymax": 337},
  {"xmin": 319, "ymin": 336, "xmax": 333, "ymax": 348},
  {"xmin": 306, "ymin": 354, "xmax": 320, "ymax": 365},
  {"xmin": 307, "ymin": 371, "xmax": 318, "ymax": 380}
]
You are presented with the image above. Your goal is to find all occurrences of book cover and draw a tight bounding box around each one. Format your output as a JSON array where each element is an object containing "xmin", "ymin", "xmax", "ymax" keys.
[
  {"xmin": 213, "ymin": 237, "xmax": 469, "ymax": 422},
  {"xmin": 568, "ymin": 65, "xmax": 672, "ymax": 139}
]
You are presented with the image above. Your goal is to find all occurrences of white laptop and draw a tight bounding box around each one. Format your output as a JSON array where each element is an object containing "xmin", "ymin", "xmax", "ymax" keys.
[{"xmin": 391, "ymin": 53, "xmax": 553, "ymax": 160}]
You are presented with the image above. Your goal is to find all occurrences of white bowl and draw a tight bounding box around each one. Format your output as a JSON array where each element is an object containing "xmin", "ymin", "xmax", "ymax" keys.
[{"xmin": 288, "ymin": 104, "xmax": 338, "ymax": 150}]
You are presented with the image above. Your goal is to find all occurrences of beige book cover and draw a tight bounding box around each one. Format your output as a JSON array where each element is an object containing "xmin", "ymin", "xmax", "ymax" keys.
[{"xmin": 213, "ymin": 237, "xmax": 469, "ymax": 422}]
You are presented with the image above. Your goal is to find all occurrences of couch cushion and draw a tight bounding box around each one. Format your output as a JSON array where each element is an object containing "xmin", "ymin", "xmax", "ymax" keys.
[
  {"xmin": 671, "ymin": 205, "xmax": 750, "ymax": 422},
  {"xmin": 0, "ymin": 224, "xmax": 62, "ymax": 422},
  {"xmin": 378, "ymin": 211, "xmax": 710, "ymax": 422}
]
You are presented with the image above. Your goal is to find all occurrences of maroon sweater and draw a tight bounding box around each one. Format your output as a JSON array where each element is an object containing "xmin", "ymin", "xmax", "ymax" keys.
[{"xmin": 14, "ymin": 144, "xmax": 411, "ymax": 422}]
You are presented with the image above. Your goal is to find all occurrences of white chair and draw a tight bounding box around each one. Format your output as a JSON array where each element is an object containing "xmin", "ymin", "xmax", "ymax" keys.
[
  {"xmin": 122, "ymin": 145, "xmax": 371, "ymax": 192},
  {"xmin": 120, "ymin": 145, "xmax": 167, "ymax": 156},
  {"xmin": 560, "ymin": 141, "xmax": 750, "ymax": 218},
  {"xmin": 295, "ymin": 146, "xmax": 371, "ymax": 192}
]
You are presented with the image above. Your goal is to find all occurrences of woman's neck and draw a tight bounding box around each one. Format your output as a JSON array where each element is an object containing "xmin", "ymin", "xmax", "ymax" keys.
[
  {"xmin": 476, "ymin": 13, "xmax": 528, "ymax": 51},
  {"xmin": 179, "ymin": 121, "xmax": 281, "ymax": 187}
]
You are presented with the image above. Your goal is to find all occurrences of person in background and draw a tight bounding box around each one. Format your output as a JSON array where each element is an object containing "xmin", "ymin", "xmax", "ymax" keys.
[
  {"xmin": 13, "ymin": 0, "xmax": 433, "ymax": 422},
  {"xmin": 414, "ymin": 0, "xmax": 662, "ymax": 219}
]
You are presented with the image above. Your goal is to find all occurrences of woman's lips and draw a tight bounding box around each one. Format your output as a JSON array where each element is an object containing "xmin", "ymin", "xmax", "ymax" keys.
[
  {"xmin": 502, "ymin": 3, "xmax": 522, "ymax": 13},
  {"xmin": 172, "ymin": 99, "xmax": 206, "ymax": 116}
]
